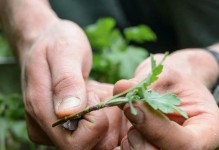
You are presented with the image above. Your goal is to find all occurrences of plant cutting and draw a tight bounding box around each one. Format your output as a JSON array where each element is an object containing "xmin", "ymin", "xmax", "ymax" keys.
[{"xmin": 52, "ymin": 52, "xmax": 188, "ymax": 128}]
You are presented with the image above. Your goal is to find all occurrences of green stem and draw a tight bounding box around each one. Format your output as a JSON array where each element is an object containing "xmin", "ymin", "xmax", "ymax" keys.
[
  {"xmin": 52, "ymin": 97, "xmax": 128, "ymax": 127},
  {"xmin": 52, "ymin": 77, "xmax": 148, "ymax": 128},
  {"xmin": 52, "ymin": 79, "xmax": 146, "ymax": 127}
]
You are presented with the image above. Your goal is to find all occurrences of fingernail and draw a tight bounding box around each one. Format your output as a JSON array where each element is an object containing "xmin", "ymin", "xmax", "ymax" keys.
[
  {"xmin": 125, "ymin": 107, "xmax": 144, "ymax": 124},
  {"xmin": 58, "ymin": 97, "xmax": 81, "ymax": 111}
]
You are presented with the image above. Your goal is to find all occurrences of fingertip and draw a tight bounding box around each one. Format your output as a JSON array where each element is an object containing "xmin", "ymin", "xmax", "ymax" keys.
[
  {"xmin": 124, "ymin": 104, "xmax": 145, "ymax": 125},
  {"xmin": 123, "ymin": 102, "xmax": 192, "ymax": 149},
  {"xmin": 55, "ymin": 97, "xmax": 86, "ymax": 118},
  {"xmin": 113, "ymin": 79, "xmax": 139, "ymax": 95}
]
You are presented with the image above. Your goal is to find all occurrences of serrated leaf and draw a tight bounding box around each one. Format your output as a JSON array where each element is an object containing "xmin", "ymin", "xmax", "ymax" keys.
[
  {"xmin": 150, "ymin": 54, "xmax": 156, "ymax": 70},
  {"xmin": 124, "ymin": 25, "xmax": 157, "ymax": 43},
  {"xmin": 143, "ymin": 91, "xmax": 188, "ymax": 118},
  {"xmin": 141, "ymin": 55, "xmax": 165, "ymax": 89},
  {"xmin": 150, "ymin": 64, "xmax": 163, "ymax": 84}
]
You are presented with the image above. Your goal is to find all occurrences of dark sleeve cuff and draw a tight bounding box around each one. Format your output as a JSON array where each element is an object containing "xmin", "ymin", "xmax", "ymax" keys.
[{"xmin": 206, "ymin": 48, "xmax": 219, "ymax": 93}]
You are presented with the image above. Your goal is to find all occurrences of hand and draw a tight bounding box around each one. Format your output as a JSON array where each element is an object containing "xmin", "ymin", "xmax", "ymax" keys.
[
  {"xmin": 114, "ymin": 50, "xmax": 219, "ymax": 149},
  {"xmin": 22, "ymin": 19, "xmax": 94, "ymax": 147},
  {"xmin": 26, "ymin": 77, "xmax": 127, "ymax": 149}
]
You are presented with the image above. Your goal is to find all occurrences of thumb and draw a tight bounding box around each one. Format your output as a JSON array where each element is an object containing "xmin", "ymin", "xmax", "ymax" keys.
[
  {"xmin": 53, "ymin": 64, "xmax": 87, "ymax": 118},
  {"xmin": 48, "ymin": 50, "xmax": 91, "ymax": 118},
  {"xmin": 124, "ymin": 102, "xmax": 195, "ymax": 149}
]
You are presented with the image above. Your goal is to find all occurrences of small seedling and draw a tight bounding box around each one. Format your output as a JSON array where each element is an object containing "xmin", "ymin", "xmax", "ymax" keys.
[{"xmin": 52, "ymin": 53, "xmax": 188, "ymax": 128}]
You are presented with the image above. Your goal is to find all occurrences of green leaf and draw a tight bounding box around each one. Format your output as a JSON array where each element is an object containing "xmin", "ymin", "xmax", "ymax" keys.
[
  {"xmin": 105, "ymin": 45, "xmax": 148, "ymax": 79},
  {"xmin": 124, "ymin": 25, "xmax": 157, "ymax": 43},
  {"xmin": 141, "ymin": 54, "xmax": 165, "ymax": 89},
  {"xmin": 0, "ymin": 32, "xmax": 12, "ymax": 57},
  {"xmin": 110, "ymin": 29, "xmax": 127, "ymax": 52},
  {"xmin": 86, "ymin": 18, "xmax": 153, "ymax": 83},
  {"xmin": 0, "ymin": 118, "xmax": 8, "ymax": 150},
  {"xmin": 126, "ymin": 91, "xmax": 138, "ymax": 115},
  {"xmin": 150, "ymin": 64, "xmax": 163, "ymax": 84},
  {"xmin": 84, "ymin": 17, "xmax": 116, "ymax": 51},
  {"xmin": 92, "ymin": 55, "xmax": 108, "ymax": 71},
  {"xmin": 150, "ymin": 54, "xmax": 156, "ymax": 70},
  {"xmin": 143, "ymin": 91, "xmax": 188, "ymax": 118},
  {"xmin": 10, "ymin": 120, "xmax": 28, "ymax": 141},
  {"xmin": 129, "ymin": 101, "xmax": 138, "ymax": 115}
]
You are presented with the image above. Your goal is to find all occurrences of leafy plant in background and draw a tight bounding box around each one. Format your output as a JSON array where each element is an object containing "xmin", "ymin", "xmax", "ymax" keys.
[
  {"xmin": 0, "ymin": 31, "xmax": 12, "ymax": 57},
  {"xmin": 0, "ymin": 94, "xmax": 34, "ymax": 150},
  {"xmin": 0, "ymin": 31, "xmax": 55, "ymax": 150},
  {"xmin": 85, "ymin": 17, "xmax": 156, "ymax": 83},
  {"xmin": 0, "ymin": 94, "xmax": 53, "ymax": 150}
]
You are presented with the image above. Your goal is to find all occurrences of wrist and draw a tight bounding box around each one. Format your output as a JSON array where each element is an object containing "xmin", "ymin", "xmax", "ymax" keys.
[
  {"xmin": 0, "ymin": 0, "xmax": 58, "ymax": 53},
  {"xmin": 207, "ymin": 43, "xmax": 219, "ymax": 53},
  {"xmin": 169, "ymin": 49, "xmax": 219, "ymax": 90}
]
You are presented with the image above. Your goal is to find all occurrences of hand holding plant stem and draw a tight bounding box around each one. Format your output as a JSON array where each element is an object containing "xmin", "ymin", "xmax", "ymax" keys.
[{"xmin": 52, "ymin": 53, "xmax": 188, "ymax": 128}]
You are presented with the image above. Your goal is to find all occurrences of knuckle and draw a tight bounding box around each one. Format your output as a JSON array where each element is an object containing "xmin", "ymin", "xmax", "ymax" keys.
[
  {"xmin": 82, "ymin": 114, "xmax": 109, "ymax": 136},
  {"xmin": 24, "ymin": 95, "xmax": 36, "ymax": 119},
  {"xmin": 51, "ymin": 38, "xmax": 72, "ymax": 52},
  {"xmin": 27, "ymin": 130, "xmax": 38, "ymax": 143},
  {"xmin": 23, "ymin": 89, "xmax": 47, "ymax": 122},
  {"xmin": 53, "ymin": 73, "xmax": 82, "ymax": 95},
  {"xmin": 92, "ymin": 118, "xmax": 108, "ymax": 133},
  {"xmin": 27, "ymin": 129, "xmax": 52, "ymax": 145},
  {"xmin": 100, "ymin": 139, "xmax": 118, "ymax": 150},
  {"xmin": 27, "ymin": 129, "xmax": 42, "ymax": 144},
  {"xmin": 26, "ymin": 115, "xmax": 52, "ymax": 145}
]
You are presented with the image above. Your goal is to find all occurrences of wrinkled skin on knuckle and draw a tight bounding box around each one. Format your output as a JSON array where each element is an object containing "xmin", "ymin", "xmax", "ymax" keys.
[
  {"xmin": 26, "ymin": 122, "xmax": 52, "ymax": 145},
  {"xmin": 86, "ymin": 81, "xmax": 114, "ymax": 100},
  {"xmin": 84, "ymin": 115, "xmax": 108, "ymax": 135},
  {"xmin": 53, "ymin": 73, "xmax": 81, "ymax": 96},
  {"xmin": 23, "ymin": 84, "xmax": 38, "ymax": 121},
  {"xmin": 25, "ymin": 112, "xmax": 53, "ymax": 145},
  {"xmin": 46, "ymin": 21, "xmax": 92, "ymax": 58},
  {"xmin": 44, "ymin": 27, "xmax": 92, "ymax": 80},
  {"xmin": 27, "ymin": 128, "xmax": 43, "ymax": 144}
]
